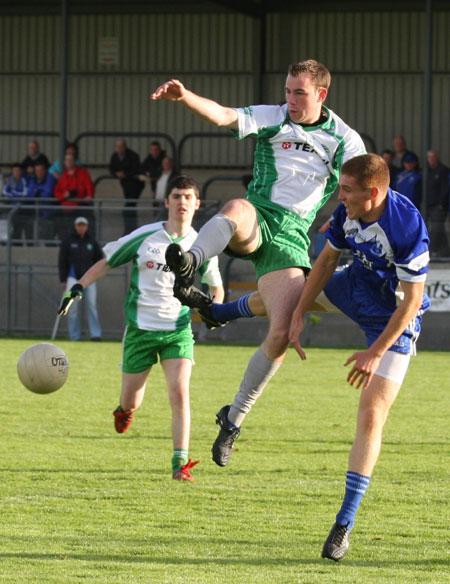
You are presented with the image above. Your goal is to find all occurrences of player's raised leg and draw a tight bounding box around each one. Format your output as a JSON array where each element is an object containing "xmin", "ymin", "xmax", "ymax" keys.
[
  {"xmin": 212, "ymin": 267, "xmax": 306, "ymax": 466},
  {"xmin": 165, "ymin": 199, "xmax": 259, "ymax": 289},
  {"xmin": 161, "ymin": 357, "xmax": 199, "ymax": 482},
  {"xmin": 322, "ymin": 354, "xmax": 407, "ymax": 562}
]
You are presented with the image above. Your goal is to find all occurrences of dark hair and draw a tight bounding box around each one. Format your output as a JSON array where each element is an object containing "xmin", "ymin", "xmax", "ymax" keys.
[
  {"xmin": 150, "ymin": 141, "xmax": 161, "ymax": 147},
  {"xmin": 382, "ymin": 149, "xmax": 394, "ymax": 156},
  {"xmin": 341, "ymin": 154, "xmax": 390, "ymax": 192},
  {"xmin": 288, "ymin": 59, "xmax": 331, "ymax": 90},
  {"xmin": 166, "ymin": 175, "xmax": 200, "ymax": 199},
  {"xmin": 65, "ymin": 141, "xmax": 79, "ymax": 158},
  {"xmin": 11, "ymin": 162, "xmax": 23, "ymax": 169}
]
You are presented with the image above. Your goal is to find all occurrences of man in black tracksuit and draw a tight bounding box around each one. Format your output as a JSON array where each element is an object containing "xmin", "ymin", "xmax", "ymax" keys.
[
  {"xmin": 58, "ymin": 216, "xmax": 104, "ymax": 340},
  {"xmin": 109, "ymin": 139, "xmax": 145, "ymax": 235}
]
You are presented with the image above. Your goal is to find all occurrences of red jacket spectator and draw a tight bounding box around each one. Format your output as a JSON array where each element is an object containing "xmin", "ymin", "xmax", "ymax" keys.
[{"xmin": 54, "ymin": 154, "xmax": 94, "ymax": 208}]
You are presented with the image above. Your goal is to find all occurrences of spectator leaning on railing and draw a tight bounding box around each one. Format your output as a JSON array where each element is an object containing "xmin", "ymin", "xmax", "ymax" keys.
[
  {"xmin": 54, "ymin": 153, "xmax": 95, "ymax": 237},
  {"xmin": 21, "ymin": 140, "xmax": 50, "ymax": 179},
  {"xmin": 109, "ymin": 139, "xmax": 144, "ymax": 235},
  {"xmin": 426, "ymin": 150, "xmax": 450, "ymax": 259},
  {"xmin": 27, "ymin": 163, "xmax": 58, "ymax": 241},
  {"xmin": 49, "ymin": 142, "xmax": 83, "ymax": 180},
  {"xmin": 2, "ymin": 162, "xmax": 33, "ymax": 245}
]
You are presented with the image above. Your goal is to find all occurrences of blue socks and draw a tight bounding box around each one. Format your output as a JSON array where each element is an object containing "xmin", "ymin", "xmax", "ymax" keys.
[
  {"xmin": 336, "ymin": 471, "xmax": 371, "ymax": 529},
  {"xmin": 210, "ymin": 294, "xmax": 254, "ymax": 322}
]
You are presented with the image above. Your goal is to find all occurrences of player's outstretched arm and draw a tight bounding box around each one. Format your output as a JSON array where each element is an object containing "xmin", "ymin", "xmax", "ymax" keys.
[
  {"xmin": 57, "ymin": 258, "xmax": 111, "ymax": 316},
  {"xmin": 78, "ymin": 258, "xmax": 111, "ymax": 289},
  {"xmin": 344, "ymin": 280, "xmax": 425, "ymax": 390},
  {"xmin": 150, "ymin": 79, "xmax": 238, "ymax": 130},
  {"xmin": 289, "ymin": 243, "xmax": 341, "ymax": 359}
]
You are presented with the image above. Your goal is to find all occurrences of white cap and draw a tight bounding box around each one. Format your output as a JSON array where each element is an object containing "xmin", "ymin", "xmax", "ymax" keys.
[{"xmin": 74, "ymin": 216, "xmax": 88, "ymax": 225}]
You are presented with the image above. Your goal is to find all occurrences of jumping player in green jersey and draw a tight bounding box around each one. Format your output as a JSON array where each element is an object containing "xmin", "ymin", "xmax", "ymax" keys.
[
  {"xmin": 58, "ymin": 176, "xmax": 224, "ymax": 482},
  {"xmin": 151, "ymin": 60, "xmax": 365, "ymax": 468}
]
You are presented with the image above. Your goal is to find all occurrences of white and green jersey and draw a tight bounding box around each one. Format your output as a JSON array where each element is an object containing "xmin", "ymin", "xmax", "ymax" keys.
[
  {"xmin": 103, "ymin": 222, "xmax": 222, "ymax": 332},
  {"xmin": 234, "ymin": 104, "xmax": 366, "ymax": 226}
]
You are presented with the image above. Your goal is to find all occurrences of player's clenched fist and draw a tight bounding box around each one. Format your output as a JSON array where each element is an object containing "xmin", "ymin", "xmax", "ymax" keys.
[{"xmin": 150, "ymin": 79, "xmax": 186, "ymax": 102}]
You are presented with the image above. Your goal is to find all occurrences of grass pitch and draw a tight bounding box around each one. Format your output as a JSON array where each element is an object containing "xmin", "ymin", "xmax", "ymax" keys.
[{"xmin": 1, "ymin": 338, "xmax": 449, "ymax": 583}]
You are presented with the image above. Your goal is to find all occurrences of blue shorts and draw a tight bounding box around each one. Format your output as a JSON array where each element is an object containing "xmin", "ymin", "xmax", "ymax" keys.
[{"xmin": 323, "ymin": 267, "xmax": 429, "ymax": 355}]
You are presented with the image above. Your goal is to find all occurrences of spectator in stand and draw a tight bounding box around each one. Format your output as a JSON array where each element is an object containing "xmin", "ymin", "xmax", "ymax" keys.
[
  {"xmin": 22, "ymin": 140, "xmax": 50, "ymax": 178},
  {"xmin": 155, "ymin": 157, "xmax": 177, "ymax": 202},
  {"xmin": 426, "ymin": 150, "xmax": 450, "ymax": 258},
  {"xmin": 109, "ymin": 139, "xmax": 144, "ymax": 235},
  {"xmin": 58, "ymin": 216, "xmax": 103, "ymax": 341},
  {"xmin": 141, "ymin": 141, "xmax": 166, "ymax": 193},
  {"xmin": 393, "ymin": 153, "xmax": 422, "ymax": 209},
  {"xmin": 54, "ymin": 153, "xmax": 95, "ymax": 236},
  {"xmin": 152, "ymin": 157, "xmax": 178, "ymax": 221},
  {"xmin": 27, "ymin": 163, "xmax": 58, "ymax": 241},
  {"xmin": 3, "ymin": 162, "xmax": 33, "ymax": 244},
  {"xmin": 49, "ymin": 142, "xmax": 82, "ymax": 180},
  {"xmin": 392, "ymin": 136, "xmax": 418, "ymax": 170},
  {"xmin": 381, "ymin": 149, "xmax": 399, "ymax": 187}
]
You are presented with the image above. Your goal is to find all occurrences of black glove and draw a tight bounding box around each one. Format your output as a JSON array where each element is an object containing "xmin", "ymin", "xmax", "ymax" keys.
[
  {"xmin": 58, "ymin": 283, "xmax": 84, "ymax": 315},
  {"xmin": 68, "ymin": 189, "xmax": 78, "ymax": 198}
]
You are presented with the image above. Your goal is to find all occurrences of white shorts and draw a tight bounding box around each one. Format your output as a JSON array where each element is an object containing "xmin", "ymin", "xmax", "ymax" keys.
[
  {"xmin": 315, "ymin": 291, "xmax": 411, "ymax": 385},
  {"xmin": 375, "ymin": 351, "xmax": 410, "ymax": 385}
]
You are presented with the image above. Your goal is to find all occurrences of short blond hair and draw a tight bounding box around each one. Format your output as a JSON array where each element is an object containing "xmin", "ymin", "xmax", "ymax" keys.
[{"xmin": 341, "ymin": 154, "xmax": 390, "ymax": 192}]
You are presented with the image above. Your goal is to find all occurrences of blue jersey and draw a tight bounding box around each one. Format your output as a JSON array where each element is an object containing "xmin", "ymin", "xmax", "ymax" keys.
[
  {"xmin": 393, "ymin": 170, "xmax": 422, "ymax": 208},
  {"xmin": 325, "ymin": 188, "xmax": 430, "ymax": 323}
]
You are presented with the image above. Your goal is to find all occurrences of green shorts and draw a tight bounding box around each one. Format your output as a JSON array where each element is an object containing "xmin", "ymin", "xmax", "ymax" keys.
[
  {"xmin": 225, "ymin": 198, "xmax": 312, "ymax": 280},
  {"xmin": 122, "ymin": 326, "xmax": 194, "ymax": 374}
]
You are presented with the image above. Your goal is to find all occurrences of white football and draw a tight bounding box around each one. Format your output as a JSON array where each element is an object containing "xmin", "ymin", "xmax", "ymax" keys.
[{"xmin": 17, "ymin": 343, "xmax": 69, "ymax": 394}]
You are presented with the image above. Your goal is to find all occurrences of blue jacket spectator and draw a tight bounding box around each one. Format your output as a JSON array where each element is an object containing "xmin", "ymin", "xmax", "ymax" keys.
[
  {"xmin": 3, "ymin": 163, "xmax": 29, "ymax": 204},
  {"xmin": 393, "ymin": 153, "xmax": 422, "ymax": 209},
  {"xmin": 27, "ymin": 163, "xmax": 57, "ymax": 217},
  {"xmin": 3, "ymin": 163, "xmax": 33, "ymax": 244}
]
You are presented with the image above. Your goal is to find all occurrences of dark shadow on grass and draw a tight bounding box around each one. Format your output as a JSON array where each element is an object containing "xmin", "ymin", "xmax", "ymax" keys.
[{"xmin": 0, "ymin": 552, "xmax": 447, "ymax": 569}]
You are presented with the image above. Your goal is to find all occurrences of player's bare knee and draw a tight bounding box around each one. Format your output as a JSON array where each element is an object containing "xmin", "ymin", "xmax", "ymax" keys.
[
  {"xmin": 221, "ymin": 199, "xmax": 251, "ymax": 226},
  {"xmin": 359, "ymin": 407, "xmax": 385, "ymax": 435},
  {"xmin": 169, "ymin": 386, "xmax": 189, "ymax": 407},
  {"xmin": 264, "ymin": 328, "xmax": 290, "ymax": 357}
]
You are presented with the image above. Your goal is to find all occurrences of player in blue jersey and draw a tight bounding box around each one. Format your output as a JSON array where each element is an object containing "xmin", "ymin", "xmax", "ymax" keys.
[
  {"xmin": 151, "ymin": 60, "xmax": 365, "ymax": 467},
  {"xmin": 289, "ymin": 153, "xmax": 430, "ymax": 561},
  {"xmin": 199, "ymin": 153, "xmax": 430, "ymax": 560}
]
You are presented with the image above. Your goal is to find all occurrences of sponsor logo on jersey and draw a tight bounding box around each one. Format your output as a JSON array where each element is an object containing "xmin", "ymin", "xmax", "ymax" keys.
[
  {"xmin": 146, "ymin": 261, "xmax": 171, "ymax": 272},
  {"xmin": 281, "ymin": 140, "xmax": 330, "ymax": 165}
]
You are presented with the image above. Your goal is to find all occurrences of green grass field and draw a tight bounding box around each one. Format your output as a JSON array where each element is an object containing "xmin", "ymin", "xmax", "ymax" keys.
[{"xmin": 2, "ymin": 339, "xmax": 449, "ymax": 583}]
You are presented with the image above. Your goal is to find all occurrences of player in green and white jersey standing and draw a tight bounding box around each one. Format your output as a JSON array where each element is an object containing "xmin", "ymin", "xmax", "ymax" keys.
[
  {"xmin": 151, "ymin": 60, "xmax": 365, "ymax": 468},
  {"xmin": 58, "ymin": 176, "xmax": 224, "ymax": 481}
]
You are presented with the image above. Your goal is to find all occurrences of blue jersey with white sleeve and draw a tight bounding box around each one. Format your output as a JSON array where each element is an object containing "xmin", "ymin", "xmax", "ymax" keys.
[{"xmin": 323, "ymin": 188, "xmax": 430, "ymax": 353}]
